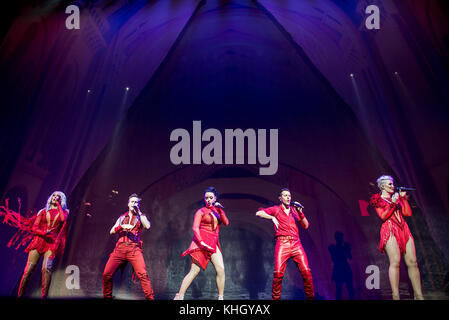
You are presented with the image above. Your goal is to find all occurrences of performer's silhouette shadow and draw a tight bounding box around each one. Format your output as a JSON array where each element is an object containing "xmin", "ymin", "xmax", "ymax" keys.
[
  {"xmin": 241, "ymin": 231, "xmax": 266, "ymax": 299},
  {"xmin": 328, "ymin": 231, "xmax": 355, "ymax": 300}
]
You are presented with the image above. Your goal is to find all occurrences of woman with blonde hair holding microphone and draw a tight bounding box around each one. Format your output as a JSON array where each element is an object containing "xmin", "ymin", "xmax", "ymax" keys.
[{"xmin": 369, "ymin": 175, "xmax": 424, "ymax": 300}]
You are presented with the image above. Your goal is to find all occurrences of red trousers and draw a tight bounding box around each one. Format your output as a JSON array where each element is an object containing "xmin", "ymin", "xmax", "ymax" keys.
[
  {"xmin": 272, "ymin": 238, "xmax": 314, "ymax": 300},
  {"xmin": 103, "ymin": 242, "xmax": 154, "ymax": 299}
]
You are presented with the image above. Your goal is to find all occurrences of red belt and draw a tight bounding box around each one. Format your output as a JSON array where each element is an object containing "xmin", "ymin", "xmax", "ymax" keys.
[{"xmin": 276, "ymin": 235, "xmax": 298, "ymax": 241}]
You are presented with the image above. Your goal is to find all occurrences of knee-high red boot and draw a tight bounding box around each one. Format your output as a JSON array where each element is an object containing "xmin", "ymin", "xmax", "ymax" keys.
[
  {"xmin": 18, "ymin": 262, "xmax": 36, "ymax": 298},
  {"xmin": 272, "ymin": 272, "xmax": 284, "ymax": 300},
  {"xmin": 302, "ymin": 269, "xmax": 315, "ymax": 300},
  {"xmin": 41, "ymin": 269, "xmax": 52, "ymax": 299}
]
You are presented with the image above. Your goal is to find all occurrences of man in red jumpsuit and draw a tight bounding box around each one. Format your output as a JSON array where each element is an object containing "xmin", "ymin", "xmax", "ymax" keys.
[
  {"xmin": 102, "ymin": 194, "xmax": 154, "ymax": 299},
  {"xmin": 256, "ymin": 188, "xmax": 314, "ymax": 300}
]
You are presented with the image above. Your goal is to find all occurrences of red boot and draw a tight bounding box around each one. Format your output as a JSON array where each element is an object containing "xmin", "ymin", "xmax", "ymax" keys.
[
  {"xmin": 18, "ymin": 262, "xmax": 36, "ymax": 298},
  {"xmin": 41, "ymin": 269, "xmax": 52, "ymax": 299},
  {"xmin": 272, "ymin": 272, "xmax": 284, "ymax": 300},
  {"xmin": 302, "ymin": 269, "xmax": 315, "ymax": 300}
]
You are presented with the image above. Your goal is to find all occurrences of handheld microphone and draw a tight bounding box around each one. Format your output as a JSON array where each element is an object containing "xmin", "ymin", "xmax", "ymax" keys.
[
  {"xmin": 214, "ymin": 202, "xmax": 224, "ymax": 209},
  {"xmin": 395, "ymin": 187, "xmax": 416, "ymax": 191},
  {"xmin": 291, "ymin": 201, "xmax": 304, "ymax": 209}
]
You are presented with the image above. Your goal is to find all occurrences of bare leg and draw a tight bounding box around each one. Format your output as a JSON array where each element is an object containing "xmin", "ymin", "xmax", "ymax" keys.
[
  {"xmin": 403, "ymin": 238, "xmax": 424, "ymax": 300},
  {"xmin": 18, "ymin": 250, "xmax": 41, "ymax": 297},
  {"xmin": 211, "ymin": 246, "xmax": 225, "ymax": 299},
  {"xmin": 176, "ymin": 262, "xmax": 201, "ymax": 299},
  {"xmin": 384, "ymin": 236, "xmax": 401, "ymax": 300}
]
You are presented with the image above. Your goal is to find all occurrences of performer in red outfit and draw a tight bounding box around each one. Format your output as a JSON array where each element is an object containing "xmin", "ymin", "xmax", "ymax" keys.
[
  {"xmin": 369, "ymin": 175, "xmax": 424, "ymax": 300},
  {"xmin": 17, "ymin": 191, "xmax": 69, "ymax": 298},
  {"xmin": 174, "ymin": 187, "xmax": 229, "ymax": 300},
  {"xmin": 256, "ymin": 188, "xmax": 314, "ymax": 300},
  {"xmin": 102, "ymin": 194, "xmax": 154, "ymax": 300}
]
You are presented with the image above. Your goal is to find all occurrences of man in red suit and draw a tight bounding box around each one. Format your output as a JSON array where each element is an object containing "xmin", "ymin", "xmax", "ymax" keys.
[
  {"xmin": 256, "ymin": 188, "xmax": 314, "ymax": 300},
  {"xmin": 102, "ymin": 194, "xmax": 154, "ymax": 299}
]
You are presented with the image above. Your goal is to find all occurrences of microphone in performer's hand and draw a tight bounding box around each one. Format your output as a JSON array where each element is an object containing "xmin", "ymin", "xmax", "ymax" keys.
[
  {"xmin": 214, "ymin": 202, "xmax": 224, "ymax": 209},
  {"xmin": 291, "ymin": 201, "xmax": 304, "ymax": 209},
  {"xmin": 395, "ymin": 187, "xmax": 416, "ymax": 191}
]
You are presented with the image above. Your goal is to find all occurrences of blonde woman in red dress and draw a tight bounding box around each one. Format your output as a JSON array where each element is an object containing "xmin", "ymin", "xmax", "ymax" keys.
[
  {"xmin": 18, "ymin": 191, "xmax": 69, "ymax": 298},
  {"xmin": 369, "ymin": 175, "xmax": 424, "ymax": 300},
  {"xmin": 174, "ymin": 187, "xmax": 229, "ymax": 300}
]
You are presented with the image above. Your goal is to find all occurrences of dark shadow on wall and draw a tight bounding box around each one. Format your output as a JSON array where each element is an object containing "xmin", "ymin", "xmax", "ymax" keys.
[
  {"xmin": 237, "ymin": 227, "xmax": 266, "ymax": 299},
  {"xmin": 328, "ymin": 231, "xmax": 354, "ymax": 300}
]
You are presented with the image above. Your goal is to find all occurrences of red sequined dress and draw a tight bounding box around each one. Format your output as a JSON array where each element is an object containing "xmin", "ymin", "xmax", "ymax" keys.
[
  {"xmin": 26, "ymin": 207, "xmax": 68, "ymax": 258},
  {"xmin": 181, "ymin": 206, "xmax": 229, "ymax": 270},
  {"xmin": 369, "ymin": 194, "xmax": 413, "ymax": 254},
  {"xmin": 0, "ymin": 200, "xmax": 68, "ymax": 258}
]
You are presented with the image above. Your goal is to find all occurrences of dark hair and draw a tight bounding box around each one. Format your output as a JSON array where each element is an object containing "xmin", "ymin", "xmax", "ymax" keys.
[
  {"xmin": 204, "ymin": 186, "xmax": 219, "ymax": 200},
  {"xmin": 128, "ymin": 193, "xmax": 142, "ymax": 201},
  {"xmin": 279, "ymin": 188, "xmax": 291, "ymax": 197}
]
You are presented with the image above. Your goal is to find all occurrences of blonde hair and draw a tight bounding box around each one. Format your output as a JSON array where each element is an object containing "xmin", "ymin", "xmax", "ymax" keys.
[
  {"xmin": 376, "ymin": 175, "xmax": 393, "ymax": 190},
  {"xmin": 45, "ymin": 191, "xmax": 68, "ymax": 212}
]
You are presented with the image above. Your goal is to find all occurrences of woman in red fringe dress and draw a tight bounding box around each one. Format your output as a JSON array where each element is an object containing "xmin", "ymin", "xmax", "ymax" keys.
[
  {"xmin": 0, "ymin": 191, "xmax": 69, "ymax": 298},
  {"xmin": 174, "ymin": 187, "xmax": 229, "ymax": 300},
  {"xmin": 369, "ymin": 175, "xmax": 423, "ymax": 300}
]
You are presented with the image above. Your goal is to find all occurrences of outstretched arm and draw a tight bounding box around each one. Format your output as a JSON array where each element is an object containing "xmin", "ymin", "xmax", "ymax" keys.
[{"xmin": 256, "ymin": 210, "xmax": 279, "ymax": 229}]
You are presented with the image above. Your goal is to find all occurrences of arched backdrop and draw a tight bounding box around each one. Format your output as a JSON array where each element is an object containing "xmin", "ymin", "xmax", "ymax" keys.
[{"xmin": 0, "ymin": 0, "xmax": 448, "ymax": 300}]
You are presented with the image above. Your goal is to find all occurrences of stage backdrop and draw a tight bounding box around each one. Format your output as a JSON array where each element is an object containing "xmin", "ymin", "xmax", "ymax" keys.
[
  {"xmin": 1, "ymin": 0, "xmax": 448, "ymax": 300},
  {"xmin": 45, "ymin": 0, "xmax": 445, "ymax": 300}
]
